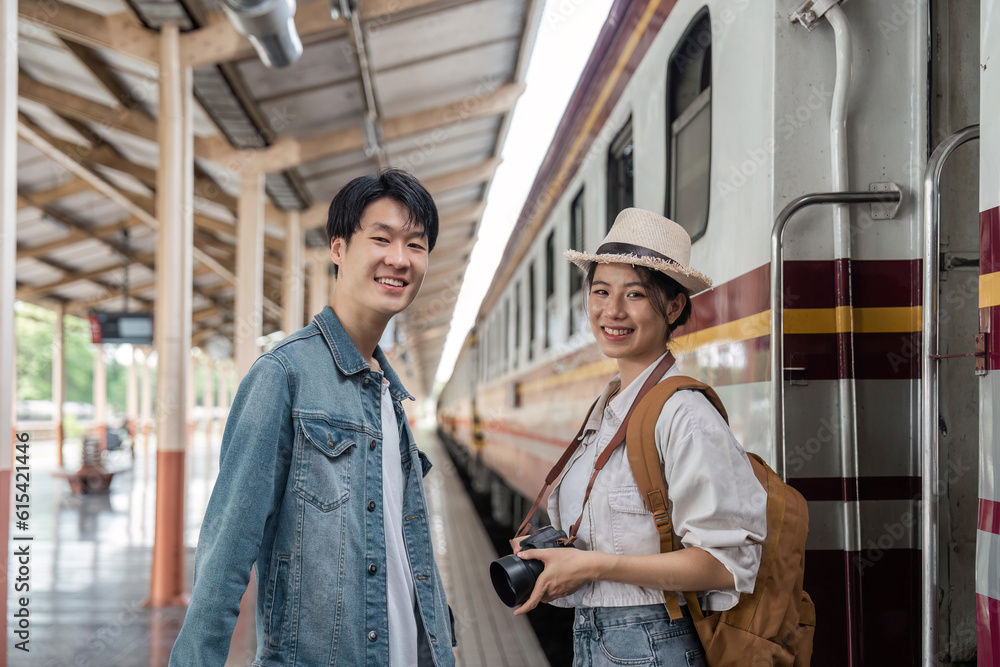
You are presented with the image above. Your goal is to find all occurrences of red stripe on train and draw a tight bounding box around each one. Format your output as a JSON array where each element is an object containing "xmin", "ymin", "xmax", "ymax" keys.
[
  {"xmin": 788, "ymin": 476, "xmax": 921, "ymax": 502},
  {"xmin": 483, "ymin": 423, "xmax": 569, "ymax": 448},
  {"xmin": 979, "ymin": 593, "xmax": 1000, "ymax": 667},
  {"xmin": 980, "ymin": 497, "xmax": 1000, "ymax": 535},
  {"xmin": 979, "ymin": 207, "xmax": 1000, "ymax": 371},
  {"xmin": 680, "ymin": 259, "xmax": 921, "ymax": 337}
]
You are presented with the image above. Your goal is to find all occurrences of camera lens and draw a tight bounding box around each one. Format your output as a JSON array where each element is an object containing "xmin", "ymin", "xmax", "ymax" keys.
[{"xmin": 490, "ymin": 554, "xmax": 544, "ymax": 608}]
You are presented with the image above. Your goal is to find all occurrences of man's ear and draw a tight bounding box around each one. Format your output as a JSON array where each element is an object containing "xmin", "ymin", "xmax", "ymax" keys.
[{"xmin": 330, "ymin": 236, "xmax": 343, "ymax": 267}]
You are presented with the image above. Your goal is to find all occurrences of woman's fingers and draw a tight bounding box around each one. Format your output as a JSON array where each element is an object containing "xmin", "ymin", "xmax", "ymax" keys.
[
  {"xmin": 509, "ymin": 535, "xmax": 529, "ymax": 554},
  {"xmin": 513, "ymin": 573, "xmax": 548, "ymax": 615}
]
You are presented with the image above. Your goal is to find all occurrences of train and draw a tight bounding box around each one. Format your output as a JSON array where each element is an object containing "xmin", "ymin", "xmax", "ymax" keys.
[{"xmin": 436, "ymin": 0, "xmax": 1000, "ymax": 665}]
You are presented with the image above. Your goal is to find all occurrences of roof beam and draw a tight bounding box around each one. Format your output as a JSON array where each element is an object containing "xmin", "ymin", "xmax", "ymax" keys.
[
  {"xmin": 439, "ymin": 201, "xmax": 487, "ymax": 229},
  {"xmin": 297, "ymin": 161, "xmax": 495, "ymax": 228},
  {"xmin": 19, "ymin": 73, "xmax": 230, "ymax": 161},
  {"xmin": 223, "ymin": 82, "xmax": 524, "ymax": 174},
  {"xmin": 16, "ymin": 215, "xmax": 145, "ymax": 260},
  {"xmin": 19, "ymin": 1, "xmax": 158, "ymax": 64},
  {"xmin": 17, "ymin": 191, "xmax": 143, "ymax": 262},
  {"xmin": 17, "ymin": 177, "xmax": 90, "ymax": 209},
  {"xmin": 18, "ymin": 118, "xmax": 288, "ymax": 254},
  {"xmin": 432, "ymin": 234, "xmax": 477, "ymax": 257},
  {"xmin": 16, "ymin": 251, "xmax": 156, "ymax": 301},
  {"xmin": 422, "ymin": 157, "xmax": 501, "ymax": 195},
  {"xmin": 58, "ymin": 37, "xmax": 145, "ymax": 111}
]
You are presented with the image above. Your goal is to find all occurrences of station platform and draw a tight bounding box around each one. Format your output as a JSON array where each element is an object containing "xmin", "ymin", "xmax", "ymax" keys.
[{"xmin": 7, "ymin": 424, "xmax": 547, "ymax": 666}]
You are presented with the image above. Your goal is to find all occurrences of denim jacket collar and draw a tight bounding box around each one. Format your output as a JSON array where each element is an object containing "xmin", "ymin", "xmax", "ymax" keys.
[{"xmin": 313, "ymin": 305, "xmax": 414, "ymax": 402}]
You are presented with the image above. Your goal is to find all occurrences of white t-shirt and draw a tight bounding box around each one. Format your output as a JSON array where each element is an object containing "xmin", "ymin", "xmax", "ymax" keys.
[{"xmin": 381, "ymin": 377, "xmax": 419, "ymax": 666}]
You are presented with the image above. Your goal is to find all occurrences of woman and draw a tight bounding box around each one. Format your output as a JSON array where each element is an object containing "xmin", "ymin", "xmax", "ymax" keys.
[{"xmin": 511, "ymin": 208, "xmax": 767, "ymax": 667}]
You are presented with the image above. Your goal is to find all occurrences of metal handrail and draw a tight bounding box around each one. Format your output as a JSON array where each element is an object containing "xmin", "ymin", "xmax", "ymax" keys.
[
  {"xmin": 920, "ymin": 124, "xmax": 979, "ymax": 667},
  {"xmin": 770, "ymin": 190, "xmax": 902, "ymax": 481}
]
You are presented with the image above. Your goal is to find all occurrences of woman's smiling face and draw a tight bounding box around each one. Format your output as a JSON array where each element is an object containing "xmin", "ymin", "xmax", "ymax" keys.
[{"xmin": 587, "ymin": 263, "xmax": 684, "ymax": 368}]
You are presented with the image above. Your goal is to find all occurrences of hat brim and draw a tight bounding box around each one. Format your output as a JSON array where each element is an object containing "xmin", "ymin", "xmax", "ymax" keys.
[{"xmin": 564, "ymin": 249, "xmax": 713, "ymax": 296}]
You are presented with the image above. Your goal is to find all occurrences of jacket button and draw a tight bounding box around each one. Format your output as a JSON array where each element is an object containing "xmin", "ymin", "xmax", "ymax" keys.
[
  {"xmin": 370, "ymin": 439, "xmax": 377, "ymax": 450},
  {"xmin": 363, "ymin": 377, "xmax": 371, "ymax": 387},
  {"xmin": 368, "ymin": 500, "xmax": 376, "ymax": 512},
  {"xmin": 369, "ymin": 563, "xmax": 377, "ymax": 575},
  {"xmin": 368, "ymin": 630, "xmax": 378, "ymax": 642}
]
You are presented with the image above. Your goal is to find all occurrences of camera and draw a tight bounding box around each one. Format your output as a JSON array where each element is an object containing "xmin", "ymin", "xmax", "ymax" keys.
[{"xmin": 490, "ymin": 525, "xmax": 577, "ymax": 608}]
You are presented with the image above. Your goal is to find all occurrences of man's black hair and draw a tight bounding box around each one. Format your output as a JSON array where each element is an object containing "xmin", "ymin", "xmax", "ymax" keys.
[{"xmin": 326, "ymin": 169, "xmax": 439, "ymax": 279}]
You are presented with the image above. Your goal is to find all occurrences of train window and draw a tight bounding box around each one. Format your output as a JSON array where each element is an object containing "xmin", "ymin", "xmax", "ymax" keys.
[
  {"xmin": 606, "ymin": 118, "xmax": 634, "ymax": 232},
  {"xmin": 514, "ymin": 280, "xmax": 521, "ymax": 369},
  {"xmin": 666, "ymin": 10, "xmax": 712, "ymax": 241},
  {"xmin": 544, "ymin": 231, "xmax": 555, "ymax": 349},
  {"xmin": 528, "ymin": 261, "xmax": 536, "ymax": 361},
  {"xmin": 569, "ymin": 188, "xmax": 586, "ymax": 335},
  {"xmin": 503, "ymin": 298, "xmax": 510, "ymax": 372}
]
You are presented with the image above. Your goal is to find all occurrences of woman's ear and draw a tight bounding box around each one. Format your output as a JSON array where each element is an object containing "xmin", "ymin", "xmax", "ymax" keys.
[{"xmin": 666, "ymin": 292, "xmax": 688, "ymax": 326}]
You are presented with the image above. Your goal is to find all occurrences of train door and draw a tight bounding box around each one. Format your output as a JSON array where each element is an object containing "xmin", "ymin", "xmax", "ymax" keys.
[
  {"xmin": 977, "ymin": 3, "xmax": 1000, "ymax": 663},
  {"xmin": 929, "ymin": 2, "xmax": 981, "ymax": 663}
]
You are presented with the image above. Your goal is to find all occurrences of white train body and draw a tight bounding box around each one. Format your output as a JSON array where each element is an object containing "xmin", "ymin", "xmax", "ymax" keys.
[{"xmin": 438, "ymin": 1, "xmax": 997, "ymax": 663}]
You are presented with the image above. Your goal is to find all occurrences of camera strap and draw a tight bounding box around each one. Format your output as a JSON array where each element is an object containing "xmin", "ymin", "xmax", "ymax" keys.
[{"xmin": 514, "ymin": 352, "xmax": 675, "ymax": 544}]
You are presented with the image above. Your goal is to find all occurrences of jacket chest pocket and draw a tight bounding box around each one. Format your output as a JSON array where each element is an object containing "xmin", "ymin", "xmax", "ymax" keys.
[{"xmin": 293, "ymin": 419, "xmax": 356, "ymax": 512}]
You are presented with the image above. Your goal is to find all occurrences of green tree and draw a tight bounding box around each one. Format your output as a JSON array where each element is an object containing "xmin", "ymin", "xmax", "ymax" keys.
[
  {"xmin": 15, "ymin": 302, "xmax": 96, "ymax": 406},
  {"xmin": 14, "ymin": 303, "xmax": 54, "ymax": 401}
]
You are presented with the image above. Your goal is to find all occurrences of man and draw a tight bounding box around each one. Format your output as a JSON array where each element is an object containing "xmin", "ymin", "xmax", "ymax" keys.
[{"xmin": 170, "ymin": 169, "xmax": 455, "ymax": 666}]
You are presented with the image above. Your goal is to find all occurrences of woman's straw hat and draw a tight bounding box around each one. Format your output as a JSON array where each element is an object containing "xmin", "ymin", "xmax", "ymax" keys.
[{"xmin": 565, "ymin": 208, "xmax": 713, "ymax": 295}]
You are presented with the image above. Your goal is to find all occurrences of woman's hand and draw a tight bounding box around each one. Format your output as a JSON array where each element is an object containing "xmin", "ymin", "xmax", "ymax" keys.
[{"xmin": 512, "ymin": 548, "xmax": 606, "ymax": 616}]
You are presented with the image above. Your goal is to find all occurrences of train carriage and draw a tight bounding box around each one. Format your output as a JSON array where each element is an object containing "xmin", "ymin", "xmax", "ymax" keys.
[{"xmin": 438, "ymin": 0, "xmax": 999, "ymax": 664}]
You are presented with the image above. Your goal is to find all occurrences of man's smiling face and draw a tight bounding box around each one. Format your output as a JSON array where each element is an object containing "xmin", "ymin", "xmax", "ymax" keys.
[{"xmin": 330, "ymin": 197, "xmax": 428, "ymax": 319}]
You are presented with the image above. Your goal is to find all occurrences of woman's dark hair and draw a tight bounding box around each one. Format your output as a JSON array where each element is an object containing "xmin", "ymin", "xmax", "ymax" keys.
[
  {"xmin": 326, "ymin": 169, "xmax": 439, "ymax": 275},
  {"xmin": 585, "ymin": 263, "xmax": 692, "ymax": 338}
]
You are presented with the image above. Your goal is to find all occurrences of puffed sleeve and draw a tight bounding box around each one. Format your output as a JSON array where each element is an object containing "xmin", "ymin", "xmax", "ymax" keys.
[{"xmin": 654, "ymin": 390, "xmax": 767, "ymax": 598}]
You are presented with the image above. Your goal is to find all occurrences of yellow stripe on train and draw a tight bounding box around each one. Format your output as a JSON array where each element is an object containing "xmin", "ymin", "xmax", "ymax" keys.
[
  {"xmin": 980, "ymin": 271, "xmax": 1000, "ymax": 309},
  {"xmin": 516, "ymin": 307, "xmax": 922, "ymax": 392}
]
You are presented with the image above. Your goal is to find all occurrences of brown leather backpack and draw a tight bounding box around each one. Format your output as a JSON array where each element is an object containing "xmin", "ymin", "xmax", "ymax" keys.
[{"xmin": 626, "ymin": 376, "xmax": 816, "ymax": 667}]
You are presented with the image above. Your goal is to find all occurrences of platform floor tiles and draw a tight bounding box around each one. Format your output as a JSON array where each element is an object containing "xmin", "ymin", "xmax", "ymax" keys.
[{"xmin": 8, "ymin": 425, "xmax": 548, "ymax": 666}]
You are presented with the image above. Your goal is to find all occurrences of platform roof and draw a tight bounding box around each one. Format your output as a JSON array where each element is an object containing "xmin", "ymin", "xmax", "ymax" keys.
[{"xmin": 15, "ymin": 0, "xmax": 542, "ymax": 398}]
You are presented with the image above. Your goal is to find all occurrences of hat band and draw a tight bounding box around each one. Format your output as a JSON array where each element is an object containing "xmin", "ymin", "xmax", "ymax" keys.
[{"xmin": 596, "ymin": 242, "xmax": 681, "ymax": 267}]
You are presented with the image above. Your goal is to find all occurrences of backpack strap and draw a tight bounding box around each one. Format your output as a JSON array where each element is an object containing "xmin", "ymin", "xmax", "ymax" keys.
[{"xmin": 625, "ymin": 376, "xmax": 729, "ymax": 621}]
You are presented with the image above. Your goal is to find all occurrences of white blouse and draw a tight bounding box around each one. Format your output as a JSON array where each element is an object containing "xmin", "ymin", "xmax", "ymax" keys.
[{"xmin": 546, "ymin": 352, "xmax": 768, "ymax": 612}]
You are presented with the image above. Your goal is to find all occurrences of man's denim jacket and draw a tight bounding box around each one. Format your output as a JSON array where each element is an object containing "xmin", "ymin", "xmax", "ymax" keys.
[{"xmin": 170, "ymin": 306, "xmax": 455, "ymax": 666}]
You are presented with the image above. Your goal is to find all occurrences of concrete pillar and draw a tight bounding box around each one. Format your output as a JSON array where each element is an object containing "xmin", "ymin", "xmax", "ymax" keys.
[
  {"xmin": 0, "ymin": 0, "xmax": 16, "ymax": 650},
  {"xmin": 282, "ymin": 210, "xmax": 305, "ymax": 336},
  {"xmin": 217, "ymin": 360, "xmax": 230, "ymax": 422},
  {"xmin": 140, "ymin": 347, "xmax": 152, "ymax": 442},
  {"xmin": 126, "ymin": 345, "xmax": 138, "ymax": 437},
  {"xmin": 308, "ymin": 248, "xmax": 329, "ymax": 322},
  {"xmin": 201, "ymin": 358, "xmax": 214, "ymax": 433},
  {"xmin": 186, "ymin": 354, "xmax": 196, "ymax": 444},
  {"xmin": 93, "ymin": 344, "xmax": 107, "ymax": 447},
  {"xmin": 150, "ymin": 22, "xmax": 194, "ymax": 608},
  {"xmin": 235, "ymin": 169, "xmax": 265, "ymax": 379},
  {"xmin": 53, "ymin": 302, "xmax": 66, "ymax": 468}
]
